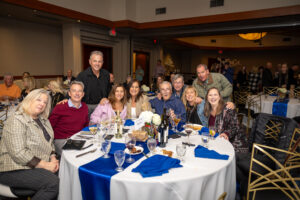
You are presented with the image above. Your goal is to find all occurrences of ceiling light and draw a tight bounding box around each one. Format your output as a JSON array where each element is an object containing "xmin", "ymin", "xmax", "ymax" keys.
[{"xmin": 238, "ymin": 32, "xmax": 267, "ymax": 40}]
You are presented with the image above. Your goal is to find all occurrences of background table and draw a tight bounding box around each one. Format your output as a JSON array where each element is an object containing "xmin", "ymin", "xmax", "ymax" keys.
[
  {"xmin": 249, "ymin": 95, "xmax": 300, "ymax": 118},
  {"xmin": 59, "ymin": 134, "xmax": 236, "ymax": 200}
]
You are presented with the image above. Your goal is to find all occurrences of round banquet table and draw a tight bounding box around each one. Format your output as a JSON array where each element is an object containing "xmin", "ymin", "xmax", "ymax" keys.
[{"xmin": 58, "ymin": 133, "xmax": 236, "ymax": 200}]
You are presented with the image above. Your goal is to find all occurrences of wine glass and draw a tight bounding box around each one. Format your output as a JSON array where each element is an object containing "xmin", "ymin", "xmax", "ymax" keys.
[
  {"xmin": 147, "ymin": 138, "xmax": 157, "ymax": 156},
  {"xmin": 114, "ymin": 150, "xmax": 125, "ymax": 172},
  {"xmin": 101, "ymin": 140, "xmax": 111, "ymax": 158},
  {"xmin": 125, "ymin": 134, "xmax": 136, "ymax": 163},
  {"xmin": 201, "ymin": 131, "xmax": 210, "ymax": 148},
  {"xmin": 174, "ymin": 114, "xmax": 181, "ymax": 133},
  {"xmin": 184, "ymin": 125, "xmax": 193, "ymax": 145},
  {"xmin": 176, "ymin": 144, "xmax": 186, "ymax": 162}
]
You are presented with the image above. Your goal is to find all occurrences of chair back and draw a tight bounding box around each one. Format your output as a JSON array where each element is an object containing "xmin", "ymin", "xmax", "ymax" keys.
[
  {"xmin": 247, "ymin": 143, "xmax": 300, "ymax": 200},
  {"xmin": 0, "ymin": 183, "xmax": 18, "ymax": 198},
  {"xmin": 263, "ymin": 87, "xmax": 278, "ymax": 95},
  {"xmin": 249, "ymin": 113, "xmax": 299, "ymax": 164}
]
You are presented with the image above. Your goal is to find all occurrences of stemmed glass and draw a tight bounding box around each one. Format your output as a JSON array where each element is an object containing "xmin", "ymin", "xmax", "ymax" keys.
[
  {"xmin": 201, "ymin": 131, "xmax": 210, "ymax": 148},
  {"xmin": 184, "ymin": 125, "xmax": 193, "ymax": 145},
  {"xmin": 147, "ymin": 138, "xmax": 157, "ymax": 156},
  {"xmin": 176, "ymin": 144, "xmax": 186, "ymax": 162},
  {"xmin": 101, "ymin": 140, "xmax": 111, "ymax": 158},
  {"xmin": 174, "ymin": 114, "xmax": 181, "ymax": 133},
  {"xmin": 125, "ymin": 134, "xmax": 136, "ymax": 163},
  {"xmin": 114, "ymin": 150, "xmax": 125, "ymax": 172},
  {"xmin": 208, "ymin": 126, "xmax": 216, "ymax": 140}
]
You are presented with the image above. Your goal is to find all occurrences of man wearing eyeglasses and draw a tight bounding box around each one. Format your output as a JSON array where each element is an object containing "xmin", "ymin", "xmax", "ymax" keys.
[
  {"xmin": 172, "ymin": 74, "xmax": 186, "ymax": 99},
  {"xmin": 149, "ymin": 81, "xmax": 186, "ymax": 122},
  {"xmin": 76, "ymin": 51, "xmax": 111, "ymax": 115}
]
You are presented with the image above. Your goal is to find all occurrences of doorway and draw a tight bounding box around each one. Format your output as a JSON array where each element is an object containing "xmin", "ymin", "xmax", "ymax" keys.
[
  {"xmin": 133, "ymin": 51, "xmax": 150, "ymax": 85},
  {"xmin": 82, "ymin": 44, "xmax": 113, "ymax": 73}
]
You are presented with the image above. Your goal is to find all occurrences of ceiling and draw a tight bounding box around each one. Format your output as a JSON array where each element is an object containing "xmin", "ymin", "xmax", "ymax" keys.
[{"xmin": 1, "ymin": 1, "xmax": 300, "ymax": 49}]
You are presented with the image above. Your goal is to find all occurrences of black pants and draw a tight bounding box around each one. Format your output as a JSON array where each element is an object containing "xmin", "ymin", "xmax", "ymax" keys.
[{"xmin": 0, "ymin": 168, "xmax": 59, "ymax": 200}]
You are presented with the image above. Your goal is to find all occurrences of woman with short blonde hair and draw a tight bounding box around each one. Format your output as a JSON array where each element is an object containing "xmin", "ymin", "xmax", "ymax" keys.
[
  {"xmin": 0, "ymin": 89, "xmax": 59, "ymax": 199},
  {"xmin": 20, "ymin": 77, "xmax": 36, "ymax": 101},
  {"xmin": 48, "ymin": 80, "xmax": 65, "ymax": 109}
]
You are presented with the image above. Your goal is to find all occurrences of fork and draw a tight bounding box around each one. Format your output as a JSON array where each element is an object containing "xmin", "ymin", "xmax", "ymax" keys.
[{"xmin": 76, "ymin": 148, "xmax": 97, "ymax": 158}]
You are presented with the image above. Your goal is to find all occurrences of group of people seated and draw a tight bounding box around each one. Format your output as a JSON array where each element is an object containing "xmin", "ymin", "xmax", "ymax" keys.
[{"xmin": 0, "ymin": 51, "xmax": 249, "ymax": 199}]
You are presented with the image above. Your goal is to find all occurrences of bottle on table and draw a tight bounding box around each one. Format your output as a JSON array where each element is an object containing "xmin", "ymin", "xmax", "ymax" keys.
[{"xmin": 158, "ymin": 108, "xmax": 169, "ymax": 147}]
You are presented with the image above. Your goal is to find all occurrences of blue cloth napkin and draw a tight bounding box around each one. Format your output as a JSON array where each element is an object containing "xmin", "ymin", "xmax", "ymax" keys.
[
  {"xmin": 124, "ymin": 119, "xmax": 135, "ymax": 126},
  {"xmin": 132, "ymin": 155, "xmax": 182, "ymax": 178},
  {"xmin": 82, "ymin": 124, "xmax": 96, "ymax": 131},
  {"xmin": 194, "ymin": 145, "xmax": 229, "ymax": 160},
  {"xmin": 198, "ymin": 127, "xmax": 219, "ymax": 138}
]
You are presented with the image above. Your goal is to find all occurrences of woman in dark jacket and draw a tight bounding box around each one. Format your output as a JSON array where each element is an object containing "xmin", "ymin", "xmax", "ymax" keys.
[{"xmin": 204, "ymin": 87, "xmax": 248, "ymax": 153}]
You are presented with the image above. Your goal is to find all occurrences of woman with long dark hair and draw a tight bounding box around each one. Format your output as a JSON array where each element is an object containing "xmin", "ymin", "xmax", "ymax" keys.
[{"xmin": 90, "ymin": 84, "xmax": 127, "ymax": 124}]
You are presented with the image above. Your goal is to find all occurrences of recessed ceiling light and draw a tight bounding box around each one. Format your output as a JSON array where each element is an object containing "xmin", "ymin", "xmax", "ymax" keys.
[
  {"xmin": 77, "ymin": 20, "xmax": 81, "ymax": 23},
  {"xmin": 33, "ymin": 9, "xmax": 37, "ymax": 13},
  {"xmin": 7, "ymin": 14, "xmax": 11, "ymax": 17}
]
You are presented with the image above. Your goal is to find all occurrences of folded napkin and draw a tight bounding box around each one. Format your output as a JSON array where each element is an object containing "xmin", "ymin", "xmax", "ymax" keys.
[
  {"xmin": 194, "ymin": 145, "xmax": 229, "ymax": 160},
  {"xmin": 198, "ymin": 127, "xmax": 219, "ymax": 138},
  {"xmin": 132, "ymin": 155, "xmax": 182, "ymax": 178},
  {"xmin": 168, "ymin": 121, "xmax": 185, "ymax": 136},
  {"xmin": 124, "ymin": 119, "xmax": 135, "ymax": 126},
  {"xmin": 82, "ymin": 124, "xmax": 96, "ymax": 131}
]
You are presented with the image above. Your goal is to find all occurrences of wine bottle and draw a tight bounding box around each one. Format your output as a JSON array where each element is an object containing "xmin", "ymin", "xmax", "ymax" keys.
[{"xmin": 158, "ymin": 108, "xmax": 168, "ymax": 147}]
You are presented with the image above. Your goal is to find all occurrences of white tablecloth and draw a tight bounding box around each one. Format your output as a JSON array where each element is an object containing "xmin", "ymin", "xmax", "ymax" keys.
[
  {"xmin": 249, "ymin": 95, "xmax": 300, "ymax": 118},
  {"xmin": 59, "ymin": 135, "xmax": 236, "ymax": 200}
]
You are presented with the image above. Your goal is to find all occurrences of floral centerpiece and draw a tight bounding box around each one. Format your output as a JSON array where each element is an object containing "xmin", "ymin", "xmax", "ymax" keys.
[
  {"xmin": 277, "ymin": 88, "xmax": 287, "ymax": 101},
  {"xmin": 139, "ymin": 111, "xmax": 161, "ymax": 138}
]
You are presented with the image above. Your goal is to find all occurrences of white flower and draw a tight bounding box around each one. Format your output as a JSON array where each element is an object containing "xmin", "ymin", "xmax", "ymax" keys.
[
  {"xmin": 63, "ymin": 80, "xmax": 69, "ymax": 85},
  {"xmin": 152, "ymin": 114, "xmax": 161, "ymax": 126},
  {"xmin": 278, "ymin": 88, "xmax": 287, "ymax": 94},
  {"xmin": 139, "ymin": 111, "xmax": 153, "ymax": 123},
  {"xmin": 141, "ymin": 85, "xmax": 150, "ymax": 92}
]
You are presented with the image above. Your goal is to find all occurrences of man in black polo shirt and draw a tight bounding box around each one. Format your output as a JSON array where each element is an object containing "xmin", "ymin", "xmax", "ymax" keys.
[{"xmin": 77, "ymin": 51, "xmax": 111, "ymax": 115}]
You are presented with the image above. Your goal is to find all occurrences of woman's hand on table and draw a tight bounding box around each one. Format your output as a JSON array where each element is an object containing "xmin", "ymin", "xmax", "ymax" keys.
[{"xmin": 220, "ymin": 133, "xmax": 229, "ymax": 140}]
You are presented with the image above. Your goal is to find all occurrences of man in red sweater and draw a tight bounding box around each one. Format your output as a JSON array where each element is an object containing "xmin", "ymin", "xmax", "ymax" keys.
[{"xmin": 49, "ymin": 81, "xmax": 89, "ymax": 155}]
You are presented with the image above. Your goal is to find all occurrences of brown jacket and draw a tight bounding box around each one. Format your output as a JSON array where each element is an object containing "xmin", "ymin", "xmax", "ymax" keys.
[
  {"xmin": 126, "ymin": 94, "xmax": 151, "ymax": 119},
  {"xmin": 0, "ymin": 111, "xmax": 55, "ymax": 172}
]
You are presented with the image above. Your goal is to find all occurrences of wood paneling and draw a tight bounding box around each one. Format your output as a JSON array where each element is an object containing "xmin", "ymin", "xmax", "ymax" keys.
[
  {"xmin": 1, "ymin": 75, "xmax": 63, "ymax": 80},
  {"xmin": 3, "ymin": 0, "xmax": 300, "ymax": 29}
]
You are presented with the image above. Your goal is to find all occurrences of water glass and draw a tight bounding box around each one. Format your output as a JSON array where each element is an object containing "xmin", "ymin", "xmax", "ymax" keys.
[
  {"xmin": 114, "ymin": 150, "xmax": 125, "ymax": 172},
  {"xmin": 201, "ymin": 131, "xmax": 210, "ymax": 148},
  {"xmin": 147, "ymin": 138, "xmax": 157, "ymax": 156},
  {"xmin": 176, "ymin": 144, "xmax": 186, "ymax": 162},
  {"xmin": 101, "ymin": 140, "xmax": 111, "ymax": 158}
]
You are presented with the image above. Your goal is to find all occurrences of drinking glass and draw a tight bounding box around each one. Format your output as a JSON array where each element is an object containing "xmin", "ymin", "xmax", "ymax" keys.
[
  {"xmin": 201, "ymin": 131, "xmax": 210, "ymax": 148},
  {"xmin": 147, "ymin": 138, "xmax": 157, "ymax": 156},
  {"xmin": 174, "ymin": 114, "xmax": 181, "ymax": 133},
  {"xmin": 208, "ymin": 126, "xmax": 216, "ymax": 140},
  {"xmin": 125, "ymin": 135, "xmax": 136, "ymax": 163},
  {"xmin": 101, "ymin": 140, "xmax": 111, "ymax": 158},
  {"xmin": 184, "ymin": 124, "xmax": 193, "ymax": 144},
  {"xmin": 114, "ymin": 150, "xmax": 125, "ymax": 172},
  {"xmin": 176, "ymin": 144, "xmax": 186, "ymax": 162},
  {"xmin": 167, "ymin": 109, "xmax": 176, "ymax": 132}
]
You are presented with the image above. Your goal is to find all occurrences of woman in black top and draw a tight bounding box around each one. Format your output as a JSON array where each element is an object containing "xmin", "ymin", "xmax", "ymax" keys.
[
  {"xmin": 181, "ymin": 86, "xmax": 202, "ymax": 125},
  {"xmin": 47, "ymin": 80, "xmax": 65, "ymax": 109}
]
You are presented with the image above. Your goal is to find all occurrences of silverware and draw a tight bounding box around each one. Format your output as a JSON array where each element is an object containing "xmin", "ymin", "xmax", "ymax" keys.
[
  {"xmin": 76, "ymin": 148, "xmax": 97, "ymax": 158},
  {"xmin": 81, "ymin": 144, "xmax": 93, "ymax": 150},
  {"xmin": 142, "ymin": 152, "xmax": 149, "ymax": 158},
  {"xmin": 182, "ymin": 142, "xmax": 195, "ymax": 147},
  {"xmin": 76, "ymin": 135, "xmax": 93, "ymax": 140}
]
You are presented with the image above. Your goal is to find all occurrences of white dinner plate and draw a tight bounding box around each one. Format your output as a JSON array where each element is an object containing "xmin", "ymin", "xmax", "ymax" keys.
[{"xmin": 124, "ymin": 146, "xmax": 143, "ymax": 155}]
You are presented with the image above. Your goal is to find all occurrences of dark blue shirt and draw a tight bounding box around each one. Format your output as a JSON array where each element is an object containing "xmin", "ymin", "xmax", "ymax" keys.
[{"xmin": 149, "ymin": 95, "xmax": 186, "ymax": 123}]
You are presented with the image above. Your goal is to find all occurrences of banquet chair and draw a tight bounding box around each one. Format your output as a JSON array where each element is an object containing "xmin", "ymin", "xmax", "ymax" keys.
[
  {"xmin": 284, "ymin": 128, "xmax": 300, "ymax": 168},
  {"xmin": 234, "ymin": 91, "xmax": 251, "ymax": 132},
  {"xmin": 0, "ymin": 183, "xmax": 34, "ymax": 200},
  {"xmin": 246, "ymin": 143, "xmax": 300, "ymax": 200},
  {"xmin": 263, "ymin": 87, "xmax": 278, "ymax": 96},
  {"xmin": 236, "ymin": 113, "xmax": 299, "ymax": 198}
]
